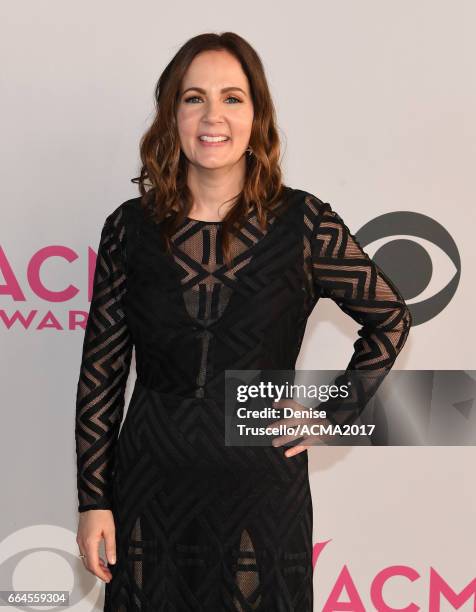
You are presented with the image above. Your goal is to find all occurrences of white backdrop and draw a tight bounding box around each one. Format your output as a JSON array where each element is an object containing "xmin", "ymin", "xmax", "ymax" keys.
[{"xmin": 1, "ymin": 1, "xmax": 475, "ymax": 610}]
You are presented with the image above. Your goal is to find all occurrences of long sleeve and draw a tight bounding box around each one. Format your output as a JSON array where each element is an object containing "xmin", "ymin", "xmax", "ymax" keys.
[
  {"xmin": 74, "ymin": 208, "xmax": 133, "ymax": 512},
  {"xmin": 309, "ymin": 196, "xmax": 412, "ymax": 426}
]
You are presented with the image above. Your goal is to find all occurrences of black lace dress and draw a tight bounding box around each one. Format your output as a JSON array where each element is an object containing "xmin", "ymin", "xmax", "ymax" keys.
[{"xmin": 75, "ymin": 186, "xmax": 412, "ymax": 611}]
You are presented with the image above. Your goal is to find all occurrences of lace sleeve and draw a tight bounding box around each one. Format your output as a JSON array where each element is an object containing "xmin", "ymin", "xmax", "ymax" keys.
[
  {"xmin": 310, "ymin": 197, "xmax": 412, "ymax": 426},
  {"xmin": 74, "ymin": 208, "xmax": 133, "ymax": 512}
]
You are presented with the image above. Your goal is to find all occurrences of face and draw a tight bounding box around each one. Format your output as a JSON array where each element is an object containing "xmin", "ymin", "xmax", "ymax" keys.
[{"xmin": 176, "ymin": 50, "xmax": 254, "ymax": 171}]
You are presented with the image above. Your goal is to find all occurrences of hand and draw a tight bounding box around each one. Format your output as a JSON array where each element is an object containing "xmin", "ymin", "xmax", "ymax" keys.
[
  {"xmin": 76, "ymin": 509, "xmax": 116, "ymax": 583},
  {"xmin": 270, "ymin": 398, "xmax": 333, "ymax": 457}
]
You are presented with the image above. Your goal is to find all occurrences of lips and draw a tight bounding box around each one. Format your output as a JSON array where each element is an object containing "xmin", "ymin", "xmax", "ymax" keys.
[
  {"xmin": 197, "ymin": 135, "xmax": 231, "ymax": 146},
  {"xmin": 198, "ymin": 134, "xmax": 230, "ymax": 138}
]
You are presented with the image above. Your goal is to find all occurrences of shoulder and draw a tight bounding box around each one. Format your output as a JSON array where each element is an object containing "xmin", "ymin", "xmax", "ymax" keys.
[
  {"xmin": 105, "ymin": 195, "xmax": 142, "ymax": 222},
  {"xmin": 284, "ymin": 186, "xmax": 335, "ymax": 224},
  {"xmin": 102, "ymin": 196, "xmax": 142, "ymax": 234}
]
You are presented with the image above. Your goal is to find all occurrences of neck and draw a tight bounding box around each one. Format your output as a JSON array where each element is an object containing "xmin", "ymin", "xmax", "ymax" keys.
[{"xmin": 185, "ymin": 160, "xmax": 246, "ymax": 219}]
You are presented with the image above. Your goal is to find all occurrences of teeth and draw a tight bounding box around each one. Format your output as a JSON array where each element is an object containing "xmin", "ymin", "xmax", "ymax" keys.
[{"xmin": 199, "ymin": 135, "xmax": 229, "ymax": 142}]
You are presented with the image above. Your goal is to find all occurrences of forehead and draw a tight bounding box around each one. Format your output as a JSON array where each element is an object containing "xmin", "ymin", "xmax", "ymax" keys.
[{"xmin": 182, "ymin": 50, "xmax": 249, "ymax": 89}]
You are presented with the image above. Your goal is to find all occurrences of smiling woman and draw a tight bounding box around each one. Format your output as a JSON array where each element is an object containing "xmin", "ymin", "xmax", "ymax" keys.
[
  {"xmin": 128, "ymin": 34, "xmax": 284, "ymax": 257},
  {"xmin": 74, "ymin": 31, "xmax": 412, "ymax": 612}
]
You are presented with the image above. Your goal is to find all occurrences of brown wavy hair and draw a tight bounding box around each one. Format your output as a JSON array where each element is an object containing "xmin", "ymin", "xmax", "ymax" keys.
[{"xmin": 131, "ymin": 31, "xmax": 288, "ymax": 268}]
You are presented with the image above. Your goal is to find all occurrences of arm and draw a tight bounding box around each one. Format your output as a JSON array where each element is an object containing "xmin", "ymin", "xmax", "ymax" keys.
[
  {"xmin": 309, "ymin": 195, "xmax": 412, "ymax": 428},
  {"xmin": 74, "ymin": 207, "xmax": 133, "ymax": 512}
]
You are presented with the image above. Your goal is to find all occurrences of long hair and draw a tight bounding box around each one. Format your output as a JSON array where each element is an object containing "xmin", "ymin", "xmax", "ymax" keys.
[{"xmin": 131, "ymin": 31, "xmax": 287, "ymax": 268}]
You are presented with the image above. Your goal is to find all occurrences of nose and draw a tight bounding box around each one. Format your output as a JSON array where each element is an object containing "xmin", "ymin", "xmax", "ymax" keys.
[{"xmin": 201, "ymin": 98, "xmax": 225, "ymax": 123}]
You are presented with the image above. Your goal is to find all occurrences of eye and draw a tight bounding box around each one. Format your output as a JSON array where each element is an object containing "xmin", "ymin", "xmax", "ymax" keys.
[
  {"xmin": 354, "ymin": 211, "xmax": 461, "ymax": 326},
  {"xmin": 183, "ymin": 95, "xmax": 242, "ymax": 104}
]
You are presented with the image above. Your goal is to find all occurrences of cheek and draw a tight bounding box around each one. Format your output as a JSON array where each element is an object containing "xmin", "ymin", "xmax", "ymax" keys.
[
  {"xmin": 176, "ymin": 108, "xmax": 198, "ymax": 134},
  {"xmin": 230, "ymin": 117, "xmax": 253, "ymax": 140},
  {"xmin": 231, "ymin": 109, "xmax": 253, "ymax": 132}
]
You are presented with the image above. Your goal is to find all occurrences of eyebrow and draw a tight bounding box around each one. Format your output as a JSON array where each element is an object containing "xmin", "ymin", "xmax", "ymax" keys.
[{"xmin": 181, "ymin": 86, "xmax": 247, "ymax": 96}]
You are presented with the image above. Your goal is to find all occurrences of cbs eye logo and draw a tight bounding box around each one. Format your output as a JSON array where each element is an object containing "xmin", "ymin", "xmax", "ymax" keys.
[
  {"xmin": 0, "ymin": 525, "xmax": 103, "ymax": 610},
  {"xmin": 355, "ymin": 211, "xmax": 461, "ymax": 326}
]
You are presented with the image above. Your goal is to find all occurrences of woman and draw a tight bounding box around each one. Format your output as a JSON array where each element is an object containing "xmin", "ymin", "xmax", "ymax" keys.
[{"xmin": 75, "ymin": 32, "xmax": 412, "ymax": 611}]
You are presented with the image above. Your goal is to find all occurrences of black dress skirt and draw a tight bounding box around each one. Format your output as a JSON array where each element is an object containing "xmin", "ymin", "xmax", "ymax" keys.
[{"xmin": 74, "ymin": 186, "xmax": 411, "ymax": 611}]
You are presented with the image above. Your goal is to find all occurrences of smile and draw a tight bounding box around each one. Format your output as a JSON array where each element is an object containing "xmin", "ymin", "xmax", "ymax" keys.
[{"xmin": 198, "ymin": 136, "xmax": 230, "ymax": 147}]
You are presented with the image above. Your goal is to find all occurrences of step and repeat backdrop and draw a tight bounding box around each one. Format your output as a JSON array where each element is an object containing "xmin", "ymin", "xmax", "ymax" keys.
[{"xmin": 1, "ymin": 1, "xmax": 475, "ymax": 610}]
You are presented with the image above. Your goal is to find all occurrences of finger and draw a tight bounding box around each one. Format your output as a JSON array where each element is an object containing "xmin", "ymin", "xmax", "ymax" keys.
[
  {"xmin": 104, "ymin": 527, "xmax": 117, "ymax": 566},
  {"xmin": 98, "ymin": 558, "xmax": 113, "ymax": 578},
  {"xmin": 272, "ymin": 399, "xmax": 302, "ymax": 408},
  {"xmin": 284, "ymin": 445, "xmax": 309, "ymax": 457},
  {"xmin": 269, "ymin": 417, "xmax": 301, "ymax": 429},
  {"xmin": 85, "ymin": 540, "xmax": 112, "ymax": 583},
  {"xmin": 271, "ymin": 419, "xmax": 311, "ymax": 447},
  {"xmin": 272, "ymin": 400, "xmax": 309, "ymax": 415},
  {"xmin": 79, "ymin": 550, "xmax": 87, "ymax": 567},
  {"xmin": 271, "ymin": 432, "xmax": 305, "ymax": 447}
]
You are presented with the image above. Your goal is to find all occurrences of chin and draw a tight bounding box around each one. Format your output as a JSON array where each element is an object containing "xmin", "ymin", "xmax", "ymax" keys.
[{"xmin": 195, "ymin": 158, "xmax": 236, "ymax": 170}]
